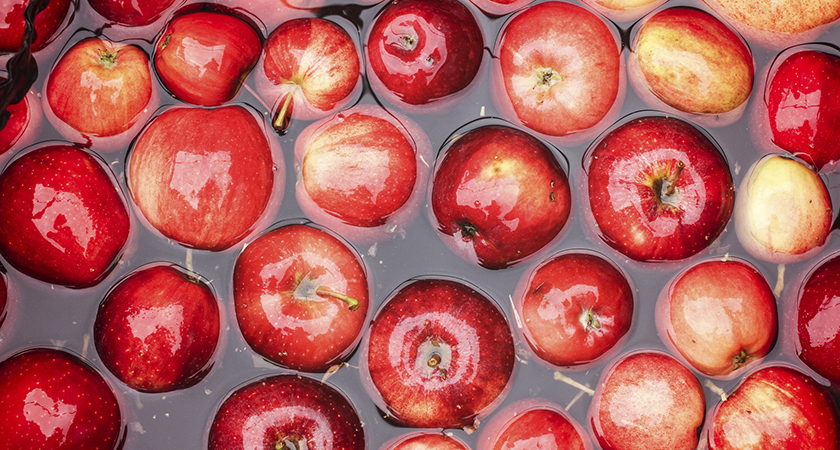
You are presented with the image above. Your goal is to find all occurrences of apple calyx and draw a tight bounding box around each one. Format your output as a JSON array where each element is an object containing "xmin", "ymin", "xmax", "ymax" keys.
[
  {"xmin": 581, "ymin": 307, "xmax": 601, "ymax": 331},
  {"xmin": 98, "ymin": 48, "xmax": 120, "ymax": 70},
  {"xmin": 399, "ymin": 34, "xmax": 418, "ymax": 52},
  {"xmin": 651, "ymin": 160, "xmax": 685, "ymax": 208},
  {"xmin": 419, "ymin": 337, "xmax": 450, "ymax": 380},
  {"xmin": 533, "ymin": 67, "xmax": 563, "ymax": 103},
  {"xmin": 732, "ymin": 349, "xmax": 754, "ymax": 369},
  {"xmin": 292, "ymin": 274, "xmax": 360, "ymax": 311},
  {"xmin": 272, "ymin": 92, "xmax": 295, "ymax": 133},
  {"xmin": 275, "ymin": 434, "xmax": 305, "ymax": 450}
]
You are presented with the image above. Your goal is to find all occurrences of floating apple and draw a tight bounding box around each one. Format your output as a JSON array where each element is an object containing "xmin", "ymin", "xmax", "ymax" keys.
[
  {"xmin": 233, "ymin": 222, "xmax": 370, "ymax": 373},
  {"xmin": 579, "ymin": 0, "xmax": 666, "ymax": 23},
  {"xmin": 127, "ymin": 104, "xmax": 281, "ymax": 252},
  {"xmin": 429, "ymin": 124, "xmax": 571, "ymax": 270},
  {"xmin": 792, "ymin": 252, "xmax": 840, "ymax": 386},
  {"xmin": 382, "ymin": 432, "xmax": 472, "ymax": 450},
  {"xmin": 477, "ymin": 398, "xmax": 593, "ymax": 450},
  {"xmin": 362, "ymin": 278, "xmax": 516, "ymax": 429},
  {"xmin": 583, "ymin": 115, "xmax": 734, "ymax": 262},
  {"xmin": 0, "ymin": 0, "xmax": 73, "ymax": 53},
  {"xmin": 87, "ymin": 0, "xmax": 179, "ymax": 26},
  {"xmin": 0, "ymin": 268, "xmax": 8, "ymax": 332},
  {"xmin": 0, "ymin": 82, "xmax": 41, "ymax": 160},
  {"xmin": 468, "ymin": 0, "xmax": 532, "ymax": 16}
]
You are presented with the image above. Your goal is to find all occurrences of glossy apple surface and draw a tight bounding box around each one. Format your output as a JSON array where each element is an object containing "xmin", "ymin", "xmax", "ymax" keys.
[
  {"xmin": 468, "ymin": 0, "xmax": 532, "ymax": 16},
  {"xmin": 154, "ymin": 11, "xmax": 261, "ymax": 106},
  {"xmin": 0, "ymin": 348, "xmax": 123, "ymax": 449},
  {"xmin": 584, "ymin": 116, "xmax": 734, "ymax": 262},
  {"xmin": 128, "ymin": 104, "xmax": 280, "ymax": 252},
  {"xmin": 362, "ymin": 278, "xmax": 516, "ymax": 429},
  {"xmin": 88, "ymin": 0, "xmax": 178, "ymax": 26},
  {"xmin": 94, "ymin": 263, "xmax": 220, "ymax": 393},
  {"xmin": 382, "ymin": 432, "xmax": 471, "ymax": 450},
  {"xmin": 208, "ymin": 374, "xmax": 365, "ymax": 450},
  {"xmin": 793, "ymin": 252, "xmax": 840, "ymax": 385},
  {"xmin": 233, "ymin": 223, "xmax": 370, "ymax": 373},
  {"xmin": 0, "ymin": 144, "xmax": 130, "ymax": 288},
  {"xmin": 580, "ymin": 0, "xmax": 666, "ymax": 23},
  {"xmin": 588, "ymin": 350, "xmax": 705, "ymax": 450},
  {"xmin": 513, "ymin": 250, "xmax": 634, "ymax": 369},
  {"xmin": 478, "ymin": 398, "xmax": 593, "ymax": 450},
  {"xmin": 0, "ymin": 84, "xmax": 41, "ymax": 159},
  {"xmin": 429, "ymin": 124, "xmax": 571, "ymax": 269},
  {"xmin": 0, "ymin": 0, "xmax": 73, "ymax": 53}
]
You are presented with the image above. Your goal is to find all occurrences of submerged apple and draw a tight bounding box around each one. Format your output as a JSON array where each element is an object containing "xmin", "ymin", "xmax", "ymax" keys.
[
  {"xmin": 381, "ymin": 432, "xmax": 471, "ymax": 450},
  {"xmin": 0, "ymin": 83, "xmax": 41, "ymax": 160},
  {"xmin": 478, "ymin": 398, "xmax": 593, "ymax": 450},
  {"xmin": 0, "ymin": 0, "xmax": 73, "ymax": 53},
  {"xmin": 793, "ymin": 252, "xmax": 840, "ymax": 386}
]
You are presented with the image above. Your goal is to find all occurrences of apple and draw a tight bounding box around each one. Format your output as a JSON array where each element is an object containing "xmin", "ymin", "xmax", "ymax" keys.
[
  {"xmin": 43, "ymin": 36, "xmax": 159, "ymax": 153},
  {"xmin": 491, "ymin": 1, "xmax": 624, "ymax": 146},
  {"xmin": 579, "ymin": 0, "xmax": 666, "ymax": 23},
  {"xmin": 0, "ymin": 268, "xmax": 7, "ymax": 331},
  {"xmin": 94, "ymin": 262, "xmax": 221, "ymax": 393},
  {"xmin": 750, "ymin": 46, "xmax": 840, "ymax": 172},
  {"xmin": 702, "ymin": 363, "xmax": 840, "ymax": 450},
  {"xmin": 0, "ymin": 144, "xmax": 130, "ymax": 288},
  {"xmin": 87, "ymin": 0, "xmax": 179, "ymax": 26},
  {"xmin": 628, "ymin": 7, "xmax": 754, "ymax": 128},
  {"xmin": 365, "ymin": 0, "xmax": 484, "ymax": 112},
  {"xmin": 588, "ymin": 350, "xmax": 705, "ymax": 450},
  {"xmin": 583, "ymin": 115, "xmax": 735, "ymax": 262},
  {"xmin": 0, "ymin": 0, "xmax": 73, "ymax": 53},
  {"xmin": 255, "ymin": 17, "xmax": 362, "ymax": 132},
  {"xmin": 656, "ymin": 257, "xmax": 777, "ymax": 379},
  {"xmin": 733, "ymin": 154, "xmax": 832, "ymax": 264},
  {"xmin": 295, "ymin": 104, "xmax": 432, "ymax": 244},
  {"xmin": 127, "ymin": 104, "xmax": 282, "ymax": 252},
  {"xmin": 468, "ymin": 0, "xmax": 532, "ymax": 16},
  {"xmin": 0, "ymin": 348, "xmax": 123, "ymax": 449},
  {"xmin": 512, "ymin": 249, "xmax": 634, "ymax": 369},
  {"xmin": 381, "ymin": 432, "xmax": 471, "ymax": 450},
  {"xmin": 207, "ymin": 373, "xmax": 365, "ymax": 449},
  {"xmin": 361, "ymin": 277, "xmax": 516, "ymax": 429},
  {"xmin": 232, "ymin": 222, "xmax": 370, "ymax": 373},
  {"xmin": 429, "ymin": 124, "xmax": 572, "ymax": 270},
  {"xmin": 477, "ymin": 398, "xmax": 593, "ymax": 450},
  {"xmin": 0, "ymin": 82, "xmax": 41, "ymax": 160},
  {"xmin": 153, "ymin": 10, "xmax": 262, "ymax": 106}
]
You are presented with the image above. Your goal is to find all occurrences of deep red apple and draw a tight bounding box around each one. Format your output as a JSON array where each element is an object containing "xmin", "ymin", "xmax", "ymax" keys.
[
  {"xmin": 127, "ymin": 104, "xmax": 281, "ymax": 252},
  {"xmin": 94, "ymin": 262, "xmax": 221, "ymax": 393},
  {"xmin": 792, "ymin": 252, "xmax": 840, "ymax": 386},
  {"xmin": 43, "ymin": 36, "xmax": 159, "ymax": 152},
  {"xmin": 87, "ymin": 0, "xmax": 178, "ymax": 26},
  {"xmin": 0, "ymin": 0, "xmax": 73, "ymax": 53},
  {"xmin": 656, "ymin": 257, "xmax": 777, "ymax": 379},
  {"xmin": 381, "ymin": 431, "xmax": 471, "ymax": 450},
  {"xmin": 583, "ymin": 115, "xmax": 735, "ymax": 262},
  {"xmin": 513, "ymin": 250, "xmax": 634, "ymax": 369},
  {"xmin": 233, "ymin": 222, "xmax": 370, "ymax": 373},
  {"xmin": 468, "ymin": 0, "xmax": 532, "ymax": 16},
  {"xmin": 0, "ymin": 82, "xmax": 41, "ymax": 160},
  {"xmin": 0, "ymin": 269, "xmax": 8, "ymax": 332},
  {"xmin": 295, "ymin": 104, "xmax": 431, "ymax": 244},
  {"xmin": 588, "ymin": 350, "xmax": 705, "ymax": 450},
  {"xmin": 0, "ymin": 348, "xmax": 123, "ymax": 449},
  {"xmin": 362, "ymin": 278, "xmax": 516, "ymax": 429},
  {"xmin": 0, "ymin": 144, "xmax": 130, "ymax": 288},
  {"xmin": 492, "ymin": 1, "xmax": 624, "ymax": 146},
  {"xmin": 255, "ymin": 17, "xmax": 362, "ymax": 132},
  {"xmin": 477, "ymin": 398, "xmax": 593, "ymax": 450},
  {"xmin": 207, "ymin": 373, "xmax": 365, "ymax": 449},
  {"xmin": 365, "ymin": 0, "xmax": 484, "ymax": 112},
  {"xmin": 429, "ymin": 124, "xmax": 571, "ymax": 269},
  {"xmin": 154, "ymin": 10, "xmax": 261, "ymax": 106}
]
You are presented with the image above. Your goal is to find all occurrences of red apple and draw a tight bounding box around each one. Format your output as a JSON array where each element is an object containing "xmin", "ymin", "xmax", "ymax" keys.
[
  {"xmin": 255, "ymin": 17, "xmax": 362, "ymax": 132},
  {"xmin": 579, "ymin": 0, "xmax": 666, "ymax": 23},
  {"xmin": 703, "ymin": 363, "xmax": 840, "ymax": 450},
  {"xmin": 0, "ymin": 268, "xmax": 8, "ymax": 332},
  {"xmin": 127, "ymin": 104, "xmax": 282, "ymax": 252},
  {"xmin": 43, "ymin": 36, "xmax": 159, "ymax": 152},
  {"xmin": 513, "ymin": 249, "xmax": 634, "ymax": 369},
  {"xmin": 588, "ymin": 350, "xmax": 705, "ymax": 450},
  {"xmin": 87, "ymin": 0, "xmax": 179, "ymax": 26},
  {"xmin": 154, "ymin": 10, "xmax": 261, "ymax": 106},
  {"xmin": 361, "ymin": 278, "xmax": 516, "ymax": 429},
  {"xmin": 429, "ymin": 124, "xmax": 571, "ymax": 269},
  {"xmin": 233, "ymin": 222, "xmax": 370, "ymax": 373},
  {"xmin": 381, "ymin": 432, "xmax": 472, "ymax": 450},
  {"xmin": 733, "ymin": 154, "xmax": 832, "ymax": 264},
  {"xmin": 656, "ymin": 257, "xmax": 777, "ymax": 379},
  {"xmin": 0, "ymin": 144, "xmax": 130, "ymax": 288},
  {"xmin": 750, "ymin": 46, "xmax": 840, "ymax": 172},
  {"xmin": 207, "ymin": 373, "xmax": 365, "ymax": 449},
  {"xmin": 477, "ymin": 398, "xmax": 593, "ymax": 450},
  {"xmin": 365, "ymin": 0, "xmax": 484, "ymax": 112},
  {"xmin": 492, "ymin": 1, "xmax": 625, "ymax": 146},
  {"xmin": 207, "ymin": 0, "xmax": 312, "ymax": 32},
  {"xmin": 468, "ymin": 0, "xmax": 532, "ymax": 16},
  {"xmin": 628, "ymin": 7, "xmax": 754, "ymax": 128},
  {"xmin": 0, "ymin": 82, "xmax": 41, "ymax": 160},
  {"xmin": 94, "ymin": 262, "xmax": 221, "ymax": 393},
  {"xmin": 0, "ymin": 348, "xmax": 123, "ymax": 449},
  {"xmin": 583, "ymin": 115, "xmax": 735, "ymax": 262},
  {"xmin": 0, "ymin": 0, "xmax": 73, "ymax": 53},
  {"xmin": 792, "ymin": 252, "xmax": 840, "ymax": 386},
  {"xmin": 295, "ymin": 104, "xmax": 431, "ymax": 244}
]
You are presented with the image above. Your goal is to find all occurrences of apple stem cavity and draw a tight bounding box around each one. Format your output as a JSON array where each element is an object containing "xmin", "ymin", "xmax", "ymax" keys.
[
  {"xmin": 315, "ymin": 286, "xmax": 360, "ymax": 311},
  {"xmin": 399, "ymin": 34, "xmax": 417, "ymax": 51},
  {"xmin": 581, "ymin": 307, "xmax": 601, "ymax": 331},
  {"xmin": 276, "ymin": 436, "xmax": 304, "ymax": 450},
  {"xmin": 273, "ymin": 92, "xmax": 294, "ymax": 134},
  {"xmin": 653, "ymin": 160, "xmax": 686, "ymax": 207}
]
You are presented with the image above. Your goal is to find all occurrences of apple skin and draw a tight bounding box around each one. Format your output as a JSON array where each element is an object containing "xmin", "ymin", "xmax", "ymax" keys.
[
  {"xmin": 492, "ymin": 1, "xmax": 625, "ymax": 146},
  {"xmin": 127, "ymin": 104, "xmax": 282, "ymax": 252},
  {"xmin": 365, "ymin": 0, "xmax": 484, "ymax": 112},
  {"xmin": 232, "ymin": 222, "xmax": 370, "ymax": 373},
  {"xmin": 429, "ymin": 124, "xmax": 572, "ymax": 270},
  {"xmin": 583, "ymin": 115, "xmax": 735, "ymax": 262},
  {"xmin": 43, "ymin": 36, "xmax": 159, "ymax": 153},
  {"xmin": 381, "ymin": 431, "xmax": 471, "ymax": 450},
  {"xmin": 579, "ymin": 0, "xmax": 666, "ymax": 23},
  {"xmin": 513, "ymin": 249, "xmax": 634, "ymax": 369},
  {"xmin": 295, "ymin": 104, "xmax": 431, "ymax": 244},
  {"xmin": 0, "ymin": 144, "xmax": 131, "ymax": 288},
  {"xmin": 703, "ymin": 363, "xmax": 840, "ymax": 450},
  {"xmin": 733, "ymin": 154, "xmax": 832, "ymax": 264},
  {"xmin": 361, "ymin": 277, "xmax": 516, "ymax": 429},
  {"xmin": 628, "ymin": 7, "xmax": 754, "ymax": 128},
  {"xmin": 467, "ymin": 0, "xmax": 532, "ymax": 16},
  {"xmin": 255, "ymin": 17, "xmax": 362, "ymax": 132},
  {"xmin": 0, "ymin": 0, "xmax": 73, "ymax": 53},
  {"xmin": 0, "ymin": 348, "xmax": 124, "ymax": 449},
  {"xmin": 588, "ymin": 350, "xmax": 705, "ymax": 450},
  {"xmin": 477, "ymin": 398, "xmax": 594, "ymax": 450},
  {"xmin": 154, "ymin": 11, "xmax": 262, "ymax": 107},
  {"xmin": 0, "ymin": 84, "xmax": 42, "ymax": 160},
  {"xmin": 656, "ymin": 257, "xmax": 777, "ymax": 379},
  {"xmin": 87, "ymin": 0, "xmax": 178, "ymax": 26},
  {"xmin": 207, "ymin": 373, "xmax": 365, "ymax": 450}
]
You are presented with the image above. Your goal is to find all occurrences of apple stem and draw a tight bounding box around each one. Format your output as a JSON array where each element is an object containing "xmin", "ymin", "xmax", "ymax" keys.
[
  {"xmin": 272, "ymin": 92, "xmax": 294, "ymax": 133},
  {"xmin": 582, "ymin": 307, "xmax": 601, "ymax": 330},
  {"xmin": 664, "ymin": 161, "xmax": 685, "ymax": 197},
  {"xmin": 315, "ymin": 286, "xmax": 360, "ymax": 311}
]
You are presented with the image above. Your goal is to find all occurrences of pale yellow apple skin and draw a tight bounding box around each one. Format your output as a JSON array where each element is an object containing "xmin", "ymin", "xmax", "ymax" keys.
[{"xmin": 581, "ymin": 0, "xmax": 667, "ymax": 22}]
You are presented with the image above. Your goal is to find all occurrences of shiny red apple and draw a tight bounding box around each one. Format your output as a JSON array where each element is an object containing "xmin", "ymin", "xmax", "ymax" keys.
[
  {"xmin": 477, "ymin": 398, "xmax": 593, "ymax": 450},
  {"xmin": 381, "ymin": 432, "xmax": 472, "ymax": 450},
  {"xmin": 792, "ymin": 252, "xmax": 840, "ymax": 386},
  {"xmin": 87, "ymin": 0, "xmax": 178, "ymax": 26},
  {"xmin": 0, "ymin": 82, "xmax": 41, "ymax": 160},
  {"xmin": 468, "ymin": 0, "xmax": 532, "ymax": 16},
  {"xmin": 0, "ymin": 0, "xmax": 73, "ymax": 53}
]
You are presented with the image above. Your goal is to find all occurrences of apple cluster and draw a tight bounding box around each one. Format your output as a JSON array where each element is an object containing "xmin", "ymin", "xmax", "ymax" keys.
[{"xmin": 1, "ymin": 0, "xmax": 840, "ymax": 448}]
